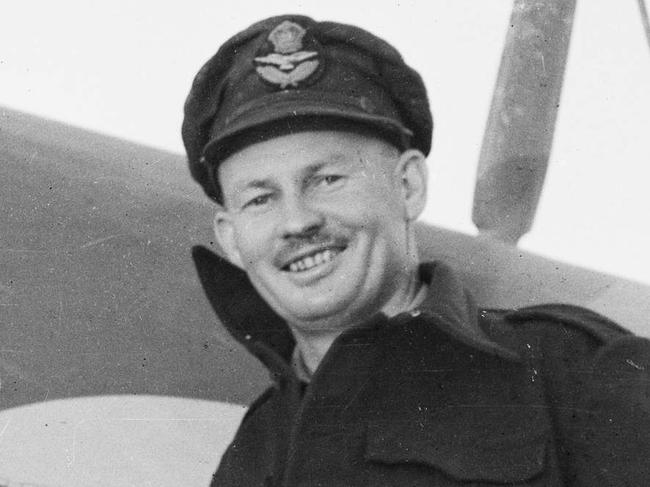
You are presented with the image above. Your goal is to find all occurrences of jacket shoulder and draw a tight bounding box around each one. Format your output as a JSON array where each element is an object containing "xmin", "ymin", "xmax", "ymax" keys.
[
  {"xmin": 480, "ymin": 303, "xmax": 632, "ymax": 349},
  {"xmin": 480, "ymin": 305, "xmax": 650, "ymax": 483},
  {"xmin": 504, "ymin": 303, "xmax": 631, "ymax": 342}
]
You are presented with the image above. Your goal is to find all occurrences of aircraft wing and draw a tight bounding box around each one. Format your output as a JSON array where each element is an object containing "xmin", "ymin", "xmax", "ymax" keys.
[
  {"xmin": 1, "ymin": 107, "xmax": 264, "ymax": 486},
  {"xmin": 1, "ymin": 107, "xmax": 648, "ymax": 485},
  {"xmin": 1, "ymin": 107, "xmax": 267, "ymax": 412}
]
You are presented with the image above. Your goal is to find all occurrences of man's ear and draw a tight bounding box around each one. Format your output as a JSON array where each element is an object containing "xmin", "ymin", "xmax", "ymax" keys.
[
  {"xmin": 212, "ymin": 209, "xmax": 245, "ymax": 270},
  {"xmin": 395, "ymin": 149, "xmax": 428, "ymax": 221}
]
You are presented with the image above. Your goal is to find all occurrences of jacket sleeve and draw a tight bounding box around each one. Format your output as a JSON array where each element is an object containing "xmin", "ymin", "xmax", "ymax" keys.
[
  {"xmin": 505, "ymin": 305, "xmax": 650, "ymax": 486},
  {"xmin": 563, "ymin": 335, "xmax": 650, "ymax": 485}
]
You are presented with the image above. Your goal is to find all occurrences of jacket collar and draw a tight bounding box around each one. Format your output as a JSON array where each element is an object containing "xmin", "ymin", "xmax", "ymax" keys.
[
  {"xmin": 414, "ymin": 262, "xmax": 519, "ymax": 360},
  {"xmin": 192, "ymin": 245, "xmax": 518, "ymax": 373}
]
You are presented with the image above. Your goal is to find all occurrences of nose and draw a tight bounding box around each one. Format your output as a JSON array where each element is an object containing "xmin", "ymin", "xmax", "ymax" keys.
[{"xmin": 279, "ymin": 194, "xmax": 325, "ymax": 241}]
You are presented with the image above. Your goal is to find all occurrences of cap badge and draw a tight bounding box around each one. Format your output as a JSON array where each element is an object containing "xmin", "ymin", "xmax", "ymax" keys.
[{"xmin": 254, "ymin": 21, "xmax": 322, "ymax": 89}]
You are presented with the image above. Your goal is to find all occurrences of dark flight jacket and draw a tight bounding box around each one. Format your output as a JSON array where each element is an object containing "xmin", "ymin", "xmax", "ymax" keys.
[{"xmin": 193, "ymin": 247, "xmax": 650, "ymax": 487}]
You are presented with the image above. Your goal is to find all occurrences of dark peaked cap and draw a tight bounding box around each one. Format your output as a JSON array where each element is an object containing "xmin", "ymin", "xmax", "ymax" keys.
[{"xmin": 183, "ymin": 14, "xmax": 433, "ymax": 202}]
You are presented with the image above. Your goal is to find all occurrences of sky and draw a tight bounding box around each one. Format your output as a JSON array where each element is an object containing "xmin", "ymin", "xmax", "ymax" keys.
[{"xmin": 2, "ymin": 0, "xmax": 650, "ymax": 284}]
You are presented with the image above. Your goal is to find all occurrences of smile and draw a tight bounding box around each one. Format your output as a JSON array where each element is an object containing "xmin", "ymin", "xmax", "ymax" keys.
[{"xmin": 285, "ymin": 248, "xmax": 342, "ymax": 273}]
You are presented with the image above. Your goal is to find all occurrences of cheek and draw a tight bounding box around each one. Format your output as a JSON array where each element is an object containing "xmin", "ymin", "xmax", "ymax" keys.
[
  {"xmin": 231, "ymin": 217, "xmax": 277, "ymax": 264},
  {"xmin": 333, "ymin": 193, "xmax": 403, "ymax": 232},
  {"xmin": 355, "ymin": 178, "xmax": 403, "ymax": 212},
  {"xmin": 325, "ymin": 182, "xmax": 401, "ymax": 223}
]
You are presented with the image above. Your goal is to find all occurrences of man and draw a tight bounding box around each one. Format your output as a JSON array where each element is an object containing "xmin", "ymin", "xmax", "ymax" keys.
[{"xmin": 182, "ymin": 15, "xmax": 650, "ymax": 487}]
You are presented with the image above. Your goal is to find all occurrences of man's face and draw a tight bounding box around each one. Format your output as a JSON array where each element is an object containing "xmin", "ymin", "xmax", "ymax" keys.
[{"xmin": 214, "ymin": 130, "xmax": 426, "ymax": 332}]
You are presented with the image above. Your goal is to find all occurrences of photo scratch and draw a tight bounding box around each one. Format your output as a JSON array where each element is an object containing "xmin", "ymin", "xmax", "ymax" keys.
[
  {"xmin": 626, "ymin": 359, "xmax": 645, "ymax": 371},
  {"xmin": 0, "ymin": 417, "xmax": 11, "ymax": 446},
  {"xmin": 79, "ymin": 234, "xmax": 127, "ymax": 249},
  {"xmin": 0, "ymin": 248, "xmax": 47, "ymax": 254}
]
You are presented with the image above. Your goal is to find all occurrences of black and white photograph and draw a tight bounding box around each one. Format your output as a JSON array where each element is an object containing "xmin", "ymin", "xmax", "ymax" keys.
[{"xmin": 1, "ymin": 1, "xmax": 649, "ymax": 485}]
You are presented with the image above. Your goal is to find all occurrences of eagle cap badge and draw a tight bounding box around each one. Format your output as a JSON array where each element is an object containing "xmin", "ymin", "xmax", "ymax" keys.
[{"xmin": 254, "ymin": 20, "xmax": 323, "ymax": 89}]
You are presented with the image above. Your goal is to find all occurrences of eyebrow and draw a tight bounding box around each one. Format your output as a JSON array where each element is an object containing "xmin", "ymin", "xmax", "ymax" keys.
[
  {"xmin": 303, "ymin": 160, "xmax": 336, "ymax": 178},
  {"xmin": 237, "ymin": 178, "xmax": 275, "ymax": 192},
  {"xmin": 308, "ymin": 153, "xmax": 352, "ymax": 172},
  {"xmin": 225, "ymin": 178, "xmax": 275, "ymax": 210},
  {"xmin": 237, "ymin": 155, "xmax": 351, "ymax": 190}
]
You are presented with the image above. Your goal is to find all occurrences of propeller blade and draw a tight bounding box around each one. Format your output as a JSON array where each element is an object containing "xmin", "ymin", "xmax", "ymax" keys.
[
  {"xmin": 472, "ymin": 0, "xmax": 577, "ymax": 244},
  {"xmin": 637, "ymin": 0, "xmax": 650, "ymax": 52}
]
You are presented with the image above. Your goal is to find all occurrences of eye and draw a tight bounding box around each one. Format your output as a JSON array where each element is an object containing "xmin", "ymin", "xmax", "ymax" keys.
[
  {"xmin": 324, "ymin": 175, "xmax": 341, "ymax": 184},
  {"xmin": 316, "ymin": 174, "xmax": 344, "ymax": 187},
  {"xmin": 243, "ymin": 193, "xmax": 272, "ymax": 209}
]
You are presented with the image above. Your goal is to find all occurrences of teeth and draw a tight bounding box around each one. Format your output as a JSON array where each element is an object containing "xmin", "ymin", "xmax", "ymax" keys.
[{"xmin": 287, "ymin": 249, "xmax": 338, "ymax": 272}]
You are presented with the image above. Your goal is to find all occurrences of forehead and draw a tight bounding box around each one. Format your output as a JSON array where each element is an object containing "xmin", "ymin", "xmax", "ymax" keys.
[{"xmin": 217, "ymin": 130, "xmax": 396, "ymax": 189}]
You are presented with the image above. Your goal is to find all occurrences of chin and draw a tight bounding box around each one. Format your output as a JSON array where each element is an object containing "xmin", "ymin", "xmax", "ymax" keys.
[{"xmin": 270, "ymin": 283, "xmax": 361, "ymax": 326}]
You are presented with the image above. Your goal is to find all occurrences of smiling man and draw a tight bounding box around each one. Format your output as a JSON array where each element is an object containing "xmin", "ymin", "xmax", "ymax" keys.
[
  {"xmin": 213, "ymin": 130, "xmax": 427, "ymax": 372},
  {"xmin": 182, "ymin": 15, "xmax": 649, "ymax": 487}
]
